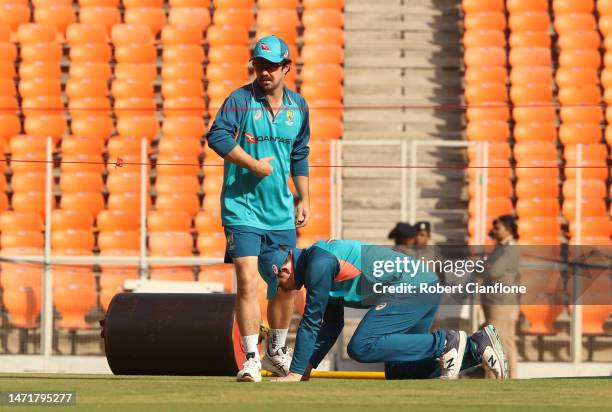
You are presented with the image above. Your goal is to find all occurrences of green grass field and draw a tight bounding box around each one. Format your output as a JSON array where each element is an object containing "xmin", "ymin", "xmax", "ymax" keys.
[{"xmin": 0, "ymin": 374, "xmax": 611, "ymax": 412}]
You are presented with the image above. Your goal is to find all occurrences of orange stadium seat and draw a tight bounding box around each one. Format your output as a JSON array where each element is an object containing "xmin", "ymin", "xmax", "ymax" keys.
[
  {"xmin": 553, "ymin": 0, "xmax": 593, "ymax": 14},
  {"xmin": 202, "ymin": 174, "xmax": 222, "ymax": 194},
  {"xmin": 98, "ymin": 230, "xmax": 140, "ymax": 250},
  {"xmin": 555, "ymin": 14, "xmax": 596, "ymax": 34},
  {"xmin": 560, "ymin": 106, "xmax": 602, "ymax": 123},
  {"xmin": 0, "ymin": 3, "xmax": 30, "ymax": 33},
  {"xmin": 123, "ymin": 0, "xmax": 163, "ymax": 6},
  {"xmin": 61, "ymin": 153, "xmax": 104, "ymax": 173},
  {"xmin": 464, "ymin": 47, "xmax": 506, "ymax": 67},
  {"xmin": 115, "ymin": 44, "xmax": 157, "ymax": 64},
  {"xmin": 465, "ymin": 67, "xmax": 507, "ymax": 85},
  {"xmin": 69, "ymin": 62, "xmax": 111, "ymax": 80},
  {"xmin": 12, "ymin": 192, "xmax": 56, "ymax": 217},
  {"xmin": 558, "ymin": 31, "xmax": 600, "ymax": 50},
  {"xmin": 17, "ymin": 23, "xmax": 59, "ymax": 43},
  {"xmin": 11, "ymin": 172, "xmax": 45, "ymax": 192},
  {"xmin": 60, "ymin": 171, "xmax": 103, "ymax": 193},
  {"xmin": 162, "ymin": 62, "xmax": 203, "ymax": 80},
  {"xmin": 208, "ymin": 45, "xmax": 250, "ymax": 64},
  {"xmin": 195, "ymin": 210, "xmax": 222, "ymax": 233},
  {"xmin": 34, "ymin": 5, "xmax": 75, "ymax": 34},
  {"xmin": 468, "ymin": 177, "xmax": 512, "ymax": 198},
  {"xmin": 107, "ymin": 154, "xmax": 150, "ymax": 174},
  {"xmin": 163, "ymin": 44, "xmax": 204, "ymax": 63},
  {"xmin": 161, "ymin": 79, "xmax": 204, "ymax": 99},
  {"xmin": 558, "ymin": 85, "xmax": 600, "ymax": 105},
  {"xmin": 557, "ymin": 67, "xmax": 599, "ymax": 88},
  {"xmin": 10, "ymin": 135, "xmax": 48, "ymax": 155},
  {"xmin": 206, "ymin": 63, "xmax": 249, "ymax": 82},
  {"xmin": 107, "ymin": 192, "xmax": 150, "ymax": 212},
  {"xmin": 112, "ymin": 79, "xmax": 154, "ymax": 99},
  {"xmin": 212, "ymin": 0, "xmax": 251, "ymax": 8},
  {"xmin": 559, "ymin": 49, "xmax": 601, "ymax": 68},
  {"xmin": 114, "ymin": 97, "xmax": 156, "ymax": 117},
  {"xmin": 563, "ymin": 199, "xmax": 607, "ymax": 220},
  {"xmin": 70, "ymin": 116, "xmax": 113, "ymax": 140},
  {"xmin": 513, "ymin": 122, "xmax": 557, "ymax": 142},
  {"xmin": 124, "ymin": 8, "xmax": 166, "ymax": 36},
  {"xmin": 52, "ymin": 209, "xmax": 93, "ymax": 231},
  {"xmin": 559, "ymin": 123, "xmax": 601, "ymax": 145},
  {"xmin": 257, "ymin": 0, "xmax": 297, "ymax": 7},
  {"xmin": 509, "ymin": 47, "xmax": 551, "ymax": 67},
  {"xmin": 468, "ymin": 197, "xmax": 512, "ymax": 217},
  {"xmin": 197, "ymin": 232, "xmax": 225, "ymax": 258},
  {"xmin": 66, "ymin": 78, "xmax": 109, "ymax": 99},
  {"xmin": 155, "ymin": 193, "xmax": 199, "ymax": 218},
  {"xmin": 206, "ymin": 25, "xmax": 249, "ymax": 46},
  {"xmin": 563, "ymin": 179, "xmax": 606, "ymax": 199},
  {"xmin": 302, "ymin": 10, "xmax": 344, "ymax": 29},
  {"xmin": 10, "ymin": 151, "xmax": 47, "ymax": 174},
  {"xmin": 52, "ymin": 229, "xmax": 95, "ymax": 250},
  {"xmin": 514, "ymin": 160, "xmax": 559, "ymax": 179},
  {"xmin": 301, "ymin": 65, "xmax": 344, "ymax": 84},
  {"xmin": 207, "ymin": 79, "xmax": 245, "ymax": 101},
  {"xmin": 149, "ymin": 231, "xmax": 193, "ymax": 256},
  {"xmin": 116, "ymin": 115, "xmax": 159, "ymax": 140},
  {"xmin": 69, "ymin": 97, "xmax": 111, "ymax": 118},
  {"xmin": 301, "ymin": 45, "xmax": 343, "ymax": 65},
  {"xmin": 114, "ymin": 63, "xmax": 157, "ymax": 81},
  {"xmin": 508, "ymin": 12, "xmax": 550, "ymax": 32},
  {"xmin": 304, "ymin": 27, "xmax": 347, "ymax": 47},
  {"xmin": 33, "ymin": 0, "xmax": 72, "ymax": 6},
  {"xmin": 156, "ymin": 175, "xmax": 199, "ymax": 194},
  {"xmin": 106, "ymin": 171, "xmax": 146, "ymax": 194},
  {"xmin": 18, "ymin": 77, "xmax": 61, "ymax": 99},
  {"xmin": 569, "ymin": 217, "xmax": 612, "ymax": 238},
  {"xmin": 508, "ymin": 31, "xmax": 551, "ymax": 48},
  {"xmin": 20, "ymin": 42, "xmax": 62, "ymax": 62},
  {"xmin": 156, "ymin": 153, "xmax": 200, "ymax": 177},
  {"xmin": 510, "ymin": 67, "xmax": 552, "ymax": 85},
  {"xmin": 213, "ymin": 9, "xmax": 254, "ymax": 29},
  {"xmin": 198, "ymin": 264, "xmax": 233, "ymax": 292},
  {"xmin": 0, "ymin": 24, "xmax": 8, "ymax": 42},
  {"xmin": 564, "ymin": 143, "xmax": 607, "ymax": 162},
  {"xmin": 79, "ymin": 6, "xmax": 126, "ymax": 31},
  {"xmin": 1, "ymin": 230, "xmax": 44, "ymax": 248},
  {"xmin": 466, "ymin": 120, "xmax": 509, "ymax": 141},
  {"xmin": 513, "ymin": 106, "xmax": 556, "ymax": 123},
  {"xmin": 161, "ymin": 25, "xmax": 201, "ymax": 45},
  {"xmin": 111, "ymin": 23, "xmax": 153, "ymax": 45},
  {"xmin": 1, "ymin": 271, "xmax": 42, "ymax": 328},
  {"xmin": 463, "ymin": 30, "xmax": 505, "ymax": 48},
  {"xmin": 466, "ymin": 142, "xmax": 510, "ymax": 161},
  {"xmin": 148, "ymin": 210, "xmax": 191, "ymax": 232},
  {"xmin": 516, "ymin": 198, "xmax": 560, "ymax": 218},
  {"xmin": 0, "ymin": 114, "xmax": 20, "ymax": 141},
  {"xmin": 462, "ymin": 0, "xmax": 503, "ymax": 12},
  {"xmin": 301, "ymin": 81, "xmax": 343, "ymax": 101},
  {"xmin": 0, "ymin": 211, "xmax": 43, "ymax": 232},
  {"xmin": 168, "ymin": 8, "xmax": 211, "ymax": 31},
  {"xmin": 599, "ymin": 0, "xmax": 612, "ymax": 14},
  {"xmin": 163, "ymin": 97, "xmax": 205, "ymax": 117},
  {"xmin": 515, "ymin": 178, "xmax": 559, "ymax": 198},
  {"xmin": 97, "ymin": 209, "xmax": 139, "ymax": 231},
  {"xmin": 464, "ymin": 84, "xmax": 506, "ymax": 104},
  {"xmin": 65, "ymin": 22, "xmax": 107, "ymax": 44},
  {"xmin": 464, "ymin": 12, "xmax": 505, "ymax": 31},
  {"xmin": 61, "ymin": 192, "xmax": 105, "ymax": 219},
  {"xmin": 0, "ymin": 60, "xmax": 15, "ymax": 77},
  {"xmin": 310, "ymin": 117, "xmax": 343, "ymax": 139},
  {"xmin": 158, "ymin": 136, "xmax": 201, "ymax": 157},
  {"xmin": 565, "ymin": 159, "xmax": 608, "ymax": 180},
  {"xmin": 513, "ymin": 141, "xmax": 557, "ymax": 162},
  {"xmin": 162, "ymin": 116, "xmax": 205, "ymax": 138}
]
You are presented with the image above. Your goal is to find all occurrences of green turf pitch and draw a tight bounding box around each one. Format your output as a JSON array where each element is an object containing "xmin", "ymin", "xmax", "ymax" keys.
[{"xmin": 0, "ymin": 374, "xmax": 611, "ymax": 412}]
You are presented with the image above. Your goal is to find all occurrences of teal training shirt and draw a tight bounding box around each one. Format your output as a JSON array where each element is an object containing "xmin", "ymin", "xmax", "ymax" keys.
[{"xmin": 206, "ymin": 81, "xmax": 310, "ymax": 230}]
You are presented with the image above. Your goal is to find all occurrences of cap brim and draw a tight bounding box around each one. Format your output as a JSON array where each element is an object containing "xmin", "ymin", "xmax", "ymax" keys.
[
  {"xmin": 251, "ymin": 53, "xmax": 284, "ymax": 64},
  {"xmin": 266, "ymin": 280, "xmax": 279, "ymax": 300}
]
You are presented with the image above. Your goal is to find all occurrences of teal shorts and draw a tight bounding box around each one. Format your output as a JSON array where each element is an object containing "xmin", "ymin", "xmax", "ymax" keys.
[{"xmin": 223, "ymin": 225, "xmax": 297, "ymax": 263}]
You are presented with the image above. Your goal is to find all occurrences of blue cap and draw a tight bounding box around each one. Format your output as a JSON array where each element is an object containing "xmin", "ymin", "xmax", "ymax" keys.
[{"xmin": 252, "ymin": 35, "xmax": 291, "ymax": 64}]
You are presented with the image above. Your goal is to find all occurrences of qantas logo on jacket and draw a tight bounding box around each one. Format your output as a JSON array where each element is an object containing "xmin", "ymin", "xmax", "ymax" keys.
[{"xmin": 244, "ymin": 132, "xmax": 291, "ymax": 145}]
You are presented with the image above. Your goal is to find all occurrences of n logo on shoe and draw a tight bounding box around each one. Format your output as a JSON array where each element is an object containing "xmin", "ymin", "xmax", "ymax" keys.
[
  {"xmin": 446, "ymin": 358, "xmax": 455, "ymax": 369},
  {"xmin": 488, "ymin": 355, "xmax": 497, "ymax": 368}
]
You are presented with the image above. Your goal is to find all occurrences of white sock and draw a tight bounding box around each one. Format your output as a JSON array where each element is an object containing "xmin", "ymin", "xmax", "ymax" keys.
[
  {"xmin": 241, "ymin": 334, "xmax": 260, "ymax": 360},
  {"xmin": 268, "ymin": 328, "xmax": 288, "ymax": 353}
]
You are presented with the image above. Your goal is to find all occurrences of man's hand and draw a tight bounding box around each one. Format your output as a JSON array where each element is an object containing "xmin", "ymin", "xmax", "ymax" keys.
[
  {"xmin": 295, "ymin": 199, "xmax": 311, "ymax": 228},
  {"xmin": 273, "ymin": 372, "xmax": 303, "ymax": 382},
  {"xmin": 251, "ymin": 156, "xmax": 275, "ymax": 178}
]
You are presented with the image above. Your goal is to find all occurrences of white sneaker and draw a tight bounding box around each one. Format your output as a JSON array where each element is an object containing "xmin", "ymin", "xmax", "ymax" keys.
[
  {"xmin": 262, "ymin": 346, "xmax": 292, "ymax": 377},
  {"xmin": 470, "ymin": 325, "xmax": 508, "ymax": 379},
  {"xmin": 236, "ymin": 353, "xmax": 262, "ymax": 382},
  {"xmin": 438, "ymin": 330, "xmax": 467, "ymax": 379}
]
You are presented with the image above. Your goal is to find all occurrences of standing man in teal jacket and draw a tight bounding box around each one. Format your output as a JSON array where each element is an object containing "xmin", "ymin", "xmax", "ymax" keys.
[
  {"xmin": 206, "ymin": 35, "xmax": 310, "ymax": 382},
  {"xmin": 258, "ymin": 240, "xmax": 508, "ymax": 381}
]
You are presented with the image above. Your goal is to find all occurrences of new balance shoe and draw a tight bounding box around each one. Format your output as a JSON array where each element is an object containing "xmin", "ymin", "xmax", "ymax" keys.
[
  {"xmin": 262, "ymin": 346, "xmax": 292, "ymax": 377},
  {"xmin": 471, "ymin": 324, "xmax": 508, "ymax": 379},
  {"xmin": 236, "ymin": 352, "xmax": 262, "ymax": 382},
  {"xmin": 438, "ymin": 330, "xmax": 467, "ymax": 379}
]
